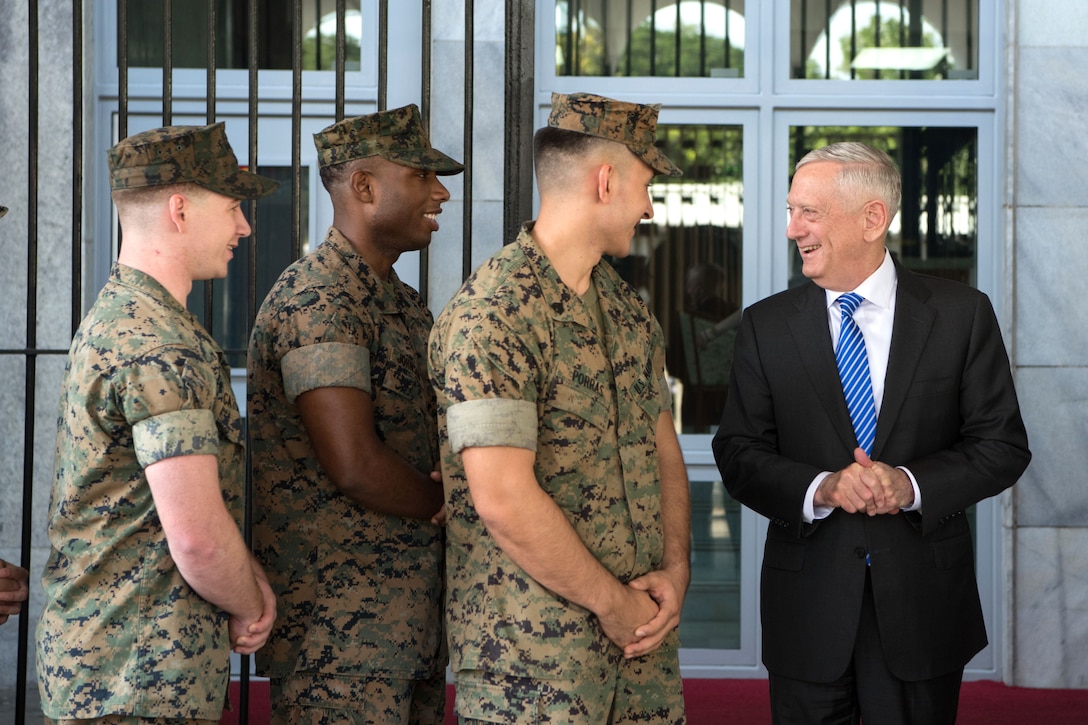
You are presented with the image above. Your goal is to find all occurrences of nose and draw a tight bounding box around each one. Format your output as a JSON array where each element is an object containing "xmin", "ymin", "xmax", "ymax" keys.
[
  {"xmin": 786, "ymin": 209, "xmax": 802, "ymax": 240},
  {"xmin": 432, "ymin": 177, "xmax": 451, "ymax": 202},
  {"xmin": 237, "ymin": 207, "xmax": 252, "ymax": 237},
  {"xmin": 642, "ymin": 188, "xmax": 654, "ymax": 221}
]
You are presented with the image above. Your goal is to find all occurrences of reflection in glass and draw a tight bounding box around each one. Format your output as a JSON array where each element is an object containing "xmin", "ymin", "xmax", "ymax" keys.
[
  {"xmin": 680, "ymin": 479, "xmax": 741, "ymax": 650},
  {"xmin": 192, "ymin": 166, "xmax": 309, "ymax": 367},
  {"xmin": 556, "ymin": 0, "xmax": 745, "ymax": 77},
  {"xmin": 787, "ymin": 126, "xmax": 978, "ymax": 289},
  {"xmin": 605, "ymin": 124, "xmax": 742, "ymax": 435},
  {"xmin": 121, "ymin": 0, "xmax": 363, "ymax": 71},
  {"xmin": 791, "ymin": 0, "xmax": 978, "ymax": 80}
]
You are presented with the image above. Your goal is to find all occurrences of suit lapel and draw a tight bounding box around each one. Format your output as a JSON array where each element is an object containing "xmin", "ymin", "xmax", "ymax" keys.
[
  {"xmin": 787, "ymin": 284, "xmax": 859, "ymax": 453},
  {"xmin": 873, "ymin": 264, "xmax": 935, "ymax": 458}
]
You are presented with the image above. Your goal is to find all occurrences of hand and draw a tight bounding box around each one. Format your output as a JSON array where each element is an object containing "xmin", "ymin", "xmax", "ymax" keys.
[
  {"xmin": 428, "ymin": 470, "xmax": 447, "ymax": 526},
  {"xmin": 0, "ymin": 560, "xmax": 30, "ymax": 624},
  {"xmin": 230, "ymin": 559, "xmax": 277, "ymax": 655},
  {"xmin": 622, "ymin": 565, "xmax": 689, "ymax": 659},
  {"xmin": 853, "ymin": 448, "xmax": 914, "ymax": 515},
  {"xmin": 595, "ymin": 585, "xmax": 660, "ymax": 652},
  {"xmin": 816, "ymin": 448, "xmax": 914, "ymax": 515}
]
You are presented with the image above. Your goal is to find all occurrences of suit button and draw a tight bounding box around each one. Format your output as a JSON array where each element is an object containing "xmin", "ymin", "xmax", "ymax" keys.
[{"xmin": 854, "ymin": 547, "xmax": 867, "ymax": 560}]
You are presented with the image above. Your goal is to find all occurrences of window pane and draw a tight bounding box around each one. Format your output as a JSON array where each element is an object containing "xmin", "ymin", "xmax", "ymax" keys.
[
  {"xmin": 121, "ymin": 0, "xmax": 363, "ymax": 71},
  {"xmin": 556, "ymin": 0, "xmax": 745, "ymax": 78},
  {"xmin": 605, "ymin": 124, "xmax": 742, "ymax": 435},
  {"xmin": 788, "ymin": 126, "xmax": 978, "ymax": 289},
  {"xmin": 682, "ymin": 477, "xmax": 742, "ymax": 649},
  {"xmin": 791, "ymin": 0, "xmax": 978, "ymax": 80},
  {"xmin": 191, "ymin": 166, "xmax": 309, "ymax": 366}
]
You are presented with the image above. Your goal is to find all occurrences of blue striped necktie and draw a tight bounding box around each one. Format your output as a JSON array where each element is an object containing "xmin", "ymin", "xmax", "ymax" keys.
[{"xmin": 835, "ymin": 292, "xmax": 876, "ymax": 455}]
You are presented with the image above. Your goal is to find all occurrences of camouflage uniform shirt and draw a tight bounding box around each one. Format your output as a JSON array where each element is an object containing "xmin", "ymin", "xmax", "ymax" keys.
[
  {"xmin": 248, "ymin": 226, "xmax": 444, "ymax": 681},
  {"xmin": 428, "ymin": 225, "xmax": 675, "ymax": 680},
  {"xmin": 37, "ymin": 263, "xmax": 245, "ymax": 720}
]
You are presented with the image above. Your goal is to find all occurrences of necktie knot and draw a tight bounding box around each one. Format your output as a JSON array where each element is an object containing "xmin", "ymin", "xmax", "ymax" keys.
[{"xmin": 838, "ymin": 292, "xmax": 863, "ymax": 319}]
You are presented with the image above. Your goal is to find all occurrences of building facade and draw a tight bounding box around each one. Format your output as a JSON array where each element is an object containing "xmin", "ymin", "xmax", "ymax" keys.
[{"xmin": 1, "ymin": 1, "xmax": 1086, "ymax": 716}]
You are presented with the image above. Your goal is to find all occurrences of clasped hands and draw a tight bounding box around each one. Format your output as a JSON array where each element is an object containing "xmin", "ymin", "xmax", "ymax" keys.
[
  {"xmin": 815, "ymin": 447, "xmax": 914, "ymax": 516},
  {"xmin": 597, "ymin": 565, "xmax": 688, "ymax": 661}
]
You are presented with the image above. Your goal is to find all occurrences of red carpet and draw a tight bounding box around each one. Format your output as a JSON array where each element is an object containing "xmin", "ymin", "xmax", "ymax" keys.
[{"xmin": 224, "ymin": 678, "xmax": 1088, "ymax": 723}]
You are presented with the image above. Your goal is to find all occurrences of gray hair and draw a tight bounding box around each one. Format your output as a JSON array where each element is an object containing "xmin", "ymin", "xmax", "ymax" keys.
[{"xmin": 796, "ymin": 142, "xmax": 901, "ymax": 221}]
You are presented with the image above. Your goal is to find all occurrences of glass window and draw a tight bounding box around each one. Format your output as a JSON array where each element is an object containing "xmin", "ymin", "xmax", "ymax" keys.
[
  {"xmin": 120, "ymin": 0, "xmax": 363, "ymax": 71},
  {"xmin": 791, "ymin": 0, "xmax": 978, "ymax": 80},
  {"xmin": 556, "ymin": 0, "xmax": 746, "ymax": 77},
  {"xmin": 605, "ymin": 124, "xmax": 743, "ymax": 435},
  {"xmin": 788, "ymin": 125, "xmax": 978, "ymax": 288},
  {"xmin": 681, "ymin": 477, "xmax": 742, "ymax": 650},
  {"xmin": 190, "ymin": 166, "xmax": 310, "ymax": 366}
]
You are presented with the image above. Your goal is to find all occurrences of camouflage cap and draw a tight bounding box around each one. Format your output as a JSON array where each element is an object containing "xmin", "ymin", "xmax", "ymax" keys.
[
  {"xmin": 0, "ymin": 207, "xmax": 7, "ymax": 219},
  {"xmin": 108, "ymin": 122, "xmax": 278, "ymax": 199},
  {"xmin": 548, "ymin": 92, "xmax": 682, "ymax": 178},
  {"xmin": 313, "ymin": 104, "xmax": 464, "ymax": 175}
]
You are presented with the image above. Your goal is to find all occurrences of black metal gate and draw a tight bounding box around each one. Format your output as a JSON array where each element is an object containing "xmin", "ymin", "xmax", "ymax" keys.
[{"xmin": 3, "ymin": 1, "xmax": 534, "ymax": 721}]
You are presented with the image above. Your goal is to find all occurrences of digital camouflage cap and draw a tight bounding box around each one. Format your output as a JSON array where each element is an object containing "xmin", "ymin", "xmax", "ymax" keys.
[
  {"xmin": 547, "ymin": 91, "xmax": 682, "ymax": 178},
  {"xmin": 313, "ymin": 104, "xmax": 464, "ymax": 175},
  {"xmin": 108, "ymin": 122, "xmax": 279, "ymax": 199}
]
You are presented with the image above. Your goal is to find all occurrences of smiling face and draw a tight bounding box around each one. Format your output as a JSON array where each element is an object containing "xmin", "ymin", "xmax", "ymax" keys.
[
  {"xmin": 786, "ymin": 160, "xmax": 885, "ymax": 292},
  {"xmin": 185, "ymin": 189, "xmax": 252, "ymax": 281},
  {"xmin": 366, "ymin": 158, "xmax": 452, "ymax": 256},
  {"xmin": 599, "ymin": 151, "xmax": 656, "ymax": 259}
]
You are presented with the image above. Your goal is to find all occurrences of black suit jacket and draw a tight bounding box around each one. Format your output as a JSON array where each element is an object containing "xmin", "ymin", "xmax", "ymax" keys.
[{"xmin": 711, "ymin": 261, "xmax": 1030, "ymax": 683}]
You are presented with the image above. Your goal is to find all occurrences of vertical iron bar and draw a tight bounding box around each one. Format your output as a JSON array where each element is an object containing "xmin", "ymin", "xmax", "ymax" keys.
[
  {"xmin": 240, "ymin": 1, "xmax": 261, "ymax": 720},
  {"xmin": 207, "ymin": 0, "xmax": 217, "ymax": 123},
  {"xmin": 649, "ymin": 0, "xmax": 657, "ymax": 76},
  {"xmin": 573, "ymin": 0, "xmax": 580, "ymax": 75},
  {"xmin": 335, "ymin": 0, "xmax": 346, "ymax": 121},
  {"xmin": 419, "ymin": 0, "xmax": 433, "ymax": 300},
  {"xmin": 625, "ymin": 0, "xmax": 632, "ymax": 75},
  {"xmin": 828, "ymin": 0, "xmax": 835, "ymax": 79},
  {"xmin": 967, "ymin": 0, "xmax": 974, "ymax": 72},
  {"xmin": 16, "ymin": 2, "xmax": 41, "ymax": 721},
  {"xmin": 673, "ymin": 0, "xmax": 680, "ymax": 76},
  {"xmin": 724, "ymin": 0, "xmax": 731, "ymax": 70},
  {"xmin": 292, "ymin": 0, "xmax": 303, "ymax": 259},
  {"xmin": 118, "ymin": 0, "xmax": 129, "ymax": 145},
  {"xmin": 203, "ymin": 0, "xmax": 216, "ymax": 333},
  {"xmin": 699, "ymin": 0, "xmax": 706, "ymax": 77},
  {"xmin": 316, "ymin": 0, "xmax": 323, "ymax": 70},
  {"xmin": 564, "ymin": 0, "xmax": 573, "ymax": 75},
  {"xmin": 163, "ymin": 0, "xmax": 172, "ymax": 125},
  {"xmin": 378, "ymin": 0, "xmax": 388, "ymax": 110},
  {"xmin": 72, "ymin": 0, "xmax": 84, "ymax": 333},
  {"xmin": 462, "ymin": 0, "xmax": 474, "ymax": 280},
  {"xmin": 504, "ymin": 0, "xmax": 534, "ymax": 245}
]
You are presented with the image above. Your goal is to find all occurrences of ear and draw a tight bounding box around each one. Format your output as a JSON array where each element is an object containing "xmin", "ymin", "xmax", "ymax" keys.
[
  {"xmin": 861, "ymin": 198, "xmax": 889, "ymax": 242},
  {"xmin": 350, "ymin": 168, "xmax": 376, "ymax": 203},
  {"xmin": 595, "ymin": 163, "xmax": 615, "ymax": 203},
  {"xmin": 166, "ymin": 193, "xmax": 188, "ymax": 232}
]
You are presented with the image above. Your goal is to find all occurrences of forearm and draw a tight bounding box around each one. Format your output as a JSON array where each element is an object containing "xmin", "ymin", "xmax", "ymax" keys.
[
  {"xmin": 173, "ymin": 538, "xmax": 264, "ymax": 623},
  {"xmin": 329, "ymin": 445, "xmax": 444, "ymax": 520},
  {"xmin": 656, "ymin": 414, "xmax": 691, "ymax": 587}
]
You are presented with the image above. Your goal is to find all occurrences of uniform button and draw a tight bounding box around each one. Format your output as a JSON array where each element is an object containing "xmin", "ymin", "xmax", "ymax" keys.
[{"xmin": 854, "ymin": 547, "xmax": 867, "ymax": 560}]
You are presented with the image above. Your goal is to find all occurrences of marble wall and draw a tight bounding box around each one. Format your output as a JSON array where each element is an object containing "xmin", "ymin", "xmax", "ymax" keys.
[{"xmin": 1009, "ymin": 0, "xmax": 1088, "ymax": 689}]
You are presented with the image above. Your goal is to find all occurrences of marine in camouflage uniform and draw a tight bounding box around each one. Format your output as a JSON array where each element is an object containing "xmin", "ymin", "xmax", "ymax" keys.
[
  {"xmin": 36, "ymin": 123, "xmax": 278, "ymax": 724},
  {"xmin": 429, "ymin": 93, "xmax": 691, "ymax": 723},
  {"xmin": 248, "ymin": 104, "xmax": 463, "ymax": 725}
]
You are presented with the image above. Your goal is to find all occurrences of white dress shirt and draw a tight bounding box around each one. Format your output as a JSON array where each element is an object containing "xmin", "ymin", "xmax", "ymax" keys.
[{"xmin": 802, "ymin": 249, "xmax": 922, "ymax": 522}]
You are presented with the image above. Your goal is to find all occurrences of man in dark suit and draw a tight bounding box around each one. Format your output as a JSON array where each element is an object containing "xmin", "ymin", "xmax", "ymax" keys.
[{"xmin": 712, "ymin": 142, "xmax": 1030, "ymax": 724}]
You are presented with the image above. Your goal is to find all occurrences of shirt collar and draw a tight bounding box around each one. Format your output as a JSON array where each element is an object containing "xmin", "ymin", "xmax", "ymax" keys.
[{"xmin": 824, "ymin": 247, "xmax": 897, "ymax": 312}]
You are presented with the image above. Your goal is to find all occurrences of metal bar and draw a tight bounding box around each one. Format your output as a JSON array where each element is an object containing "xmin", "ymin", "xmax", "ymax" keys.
[
  {"xmin": 378, "ymin": 0, "xmax": 388, "ymax": 110},
  {"xmin": 650, "ymin": 0, "xmax": 657, "ymax": 76},
  {"xmin": 419, "ymin": 0, "xmax": 433, "ymax": 301},
  {"xmin": 72, "ymin": 0, "xmax": 84, "ymax": 334},
  {"xmin": 699, "ymin": 0, "xmax": 706, "ymax": 77},
  {"xmin": 463, "ymin": 0, "xmax": 474, "ymax": 280},
  {"xmin": 336, "ymin": 0, "xmax": 346, "ymax": 120},
  {"xmin": 207, "ymin": 0, "xmax": 217, "ymax": 123},
  {"xmin": 163, "ymin": 0, "xmax": 172, "ymax": 125},
  {"xmin": 674, "ymin": 0, "xmax": 681, "ymax": 76},
  {"xmin": 503, "ymin": 0, "xmax": 535, "ymax": 245},
  {"xmin": 292, "ymin": 0, "xmax": 303, "ymax": 259},
  {"xmin": 202, "ymin": 0, "xmax": 215, "ymax": 333},
  {"xmin": 16, "ymin": 2, "xmax": 41, "ymax": 721},
  {"xmin": 316, "ymin": 0, "xmax": 323, "ymax": 70},
  {"xmin": 625, "ymin": 0, "xmax": 632, "ymax": 75},
  {"xmin": 240, "ymin": 0, "xmax": 262, "ymax": 716},
  {"xmin": 724, "ymin": 0, "xmax": 731, "ymax": 70},
  {"xmin": 118, "ymin": 0, "xmax": 128, "ymax": 144}
]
